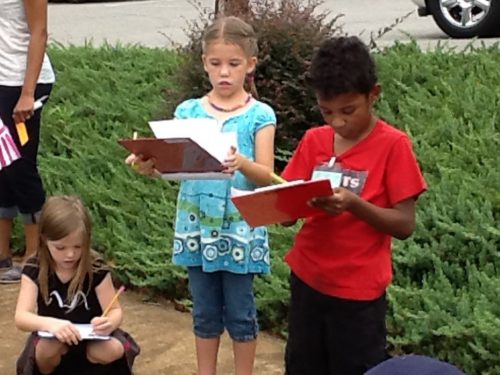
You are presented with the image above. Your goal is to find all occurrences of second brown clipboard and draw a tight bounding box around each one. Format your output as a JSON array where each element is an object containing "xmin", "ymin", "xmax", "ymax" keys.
[{"xmin": 118, "ymin": 137, "xmax": 223, "ymax": 174}]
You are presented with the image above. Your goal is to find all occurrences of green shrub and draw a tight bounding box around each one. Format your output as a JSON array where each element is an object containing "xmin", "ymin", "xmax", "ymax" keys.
[
  {"xmin": 15, "ymin": 41, "xmax": 499, "ymax": 374},
  {"xmin": 376, "ymin": 42, "xmax": 500, "ymax": 374},
  {"xmin": 32, "ymin": 44, "xmax": 189, "ymax": 299}
]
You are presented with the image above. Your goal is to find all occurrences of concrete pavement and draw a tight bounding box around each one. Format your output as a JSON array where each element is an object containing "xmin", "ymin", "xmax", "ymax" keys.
[{"xmin": 48, "ymin": 0, "xmax": 500, "ymax": 49}]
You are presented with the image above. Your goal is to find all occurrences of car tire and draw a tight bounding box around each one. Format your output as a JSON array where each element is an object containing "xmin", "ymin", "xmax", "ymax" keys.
[{"xmin": 427, "ymin": 0, "xmax": 500, "ymax": 38}]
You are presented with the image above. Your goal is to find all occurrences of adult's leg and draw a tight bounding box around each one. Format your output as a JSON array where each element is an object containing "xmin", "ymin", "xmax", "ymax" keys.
[
  {"xmin": 0, "ymin": 84, "xmax": 51, "ymax": 282},
  {"xmin": 35, "ymin": 338, "xmax": 68, "ymax": 374},
  {"xmin": 188, "ymin": 267, "xmax": 224, "ymax": 375},
  {"xmin": 0, "ymin": 86, "xmax": 21, "ymax": 267},
  {"xmin": 17, "ymin": 84, "xmax": 52, "ymax": 261},
  {"xmin": 223, "ymin": 271, "xmax": 257, "ymax": 375},
  {"xmin": 284, "ymin": 273, "xmax": 329, "ymax": 375},
  {"xmin": 0, "ymin": 218, "xmax": 13, "ymax": 263}
]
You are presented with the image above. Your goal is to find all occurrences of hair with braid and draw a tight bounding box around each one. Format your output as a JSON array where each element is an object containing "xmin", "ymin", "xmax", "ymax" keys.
[{"xmin": 202, "ymin": 16, "xmax": 259, "ymax": 97}]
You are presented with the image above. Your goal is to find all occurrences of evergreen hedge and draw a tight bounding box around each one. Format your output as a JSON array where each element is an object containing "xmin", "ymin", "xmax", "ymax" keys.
[{"xmin": 11, "ymin": 42, "xmax": 499, "ymax": 374}]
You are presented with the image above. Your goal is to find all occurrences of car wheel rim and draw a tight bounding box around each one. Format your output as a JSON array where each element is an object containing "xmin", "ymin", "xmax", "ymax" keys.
[{"xmin": 439, "ymin": 0, "xmax": 491, "ymax": 29}]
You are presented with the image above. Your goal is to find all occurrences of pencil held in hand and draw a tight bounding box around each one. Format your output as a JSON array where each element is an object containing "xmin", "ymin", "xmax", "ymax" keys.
[
  {"xmin": 270, "ymin": 172, "xmax": 287, "ymax": 184},
  {"xmin": 101, "ymin": 286, "xmax": 125, "ymax": 317},
  {"xmin": 131, "ymin": 132, "xmax": 139, "ymax": 169}
]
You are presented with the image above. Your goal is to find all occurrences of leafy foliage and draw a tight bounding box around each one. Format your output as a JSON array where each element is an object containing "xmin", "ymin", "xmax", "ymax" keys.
[
  {"xmin": 375, "ymin": 42, "xmax": 500, "ymax": 374},
  {"xmin": 11, "ymin": 41, "xmax": 499, "ymax": 374}
]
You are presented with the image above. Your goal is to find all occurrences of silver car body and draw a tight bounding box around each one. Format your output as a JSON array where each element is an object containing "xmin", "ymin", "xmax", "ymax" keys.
[{"xmin": 411, "ymin": 0, "xmax": 426, "ymax": 7}]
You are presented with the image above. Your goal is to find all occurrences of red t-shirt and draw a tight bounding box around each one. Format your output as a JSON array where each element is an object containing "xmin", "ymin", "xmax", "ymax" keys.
[{"xmin": 282, "ymin": 120, "xmax": 427, "ymax": 300}]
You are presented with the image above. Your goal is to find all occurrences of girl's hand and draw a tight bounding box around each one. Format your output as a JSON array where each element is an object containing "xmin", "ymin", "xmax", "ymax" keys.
[
  {"xmin": 309, "ymin": 187, "xmax": 358, "ymax": 216},
  {"xmin": 13, "ymin": 94, "xmax": 35, "ymax": 124},
  {"xmin": 223, "ymin": 146, "xmax": 248, "ymax": 174},
  {"xmin": 51, "ymin": 319, "xmax": 81, "ymax": 346},
  {"xmin": 90, "ymin": 316, "xmax": 114, "ymax": 336},
  {"xmin": 125, "ymin": 153, "xmax": 159, "ymax": 177}
]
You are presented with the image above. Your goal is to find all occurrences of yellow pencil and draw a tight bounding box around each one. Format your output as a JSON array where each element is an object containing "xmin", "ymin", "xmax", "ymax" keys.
[
  {"xmin": 270, "ymin": 172, "xmax": 287, "ymax": 184},
  {"xmin": 101, "ymin": 286, "xmax": 125, "ymax": 317},
  {"xmin": 131, "ymin": 132, "xmax": 138, "ymax": 169}
]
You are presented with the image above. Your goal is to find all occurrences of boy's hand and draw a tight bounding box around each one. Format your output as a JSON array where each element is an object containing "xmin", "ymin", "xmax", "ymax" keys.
[
  {"xmin": 125, "ymin": 153, "xmax": 159, "ymax": 177},
  {"xmin": 309, "ymin": 187, "xmax": 358, "ymax": 215},
  {"xmin": 90, "ymin": 316, "xmax": 114, "ymax": 336},
  {"xmin": 51, "ymin": 319, "xmax": 81, "ymax": 345},
  {"xmin": 223, "ymin": 146, "xmax": 247, "ymax": 174}
]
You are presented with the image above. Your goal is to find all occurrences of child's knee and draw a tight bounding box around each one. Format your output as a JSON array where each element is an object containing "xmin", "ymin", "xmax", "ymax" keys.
[
  {"xmin": 223, "ymin": 274, "xmax": 258, "ymax": 342},
  {"xmin": 35, "ymin": 338, "xmax": 68, "ymax": 360},
  {"xmin": 224, "ymin": 293, "xmax": 258, "ymax": 341},
  {"xmin": 35, "ymin": 339, "xmax": 68, "ymax": 374},
  {"xmin": 86, "ymin": 338, "xmax": 124, "ymax": 364},
  {"xmin": 225, "ymin": 313, "xmax": 258, "ymax": 342},
  {"xmin": 192, "ymin": 305, "xmax": 225, "ymax": 339}
]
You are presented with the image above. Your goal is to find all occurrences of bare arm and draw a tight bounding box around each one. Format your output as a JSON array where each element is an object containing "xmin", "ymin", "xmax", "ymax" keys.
[
  {"xmin": 311, "ymin": 189, "xmax": 417, "ymax": 240},
  {"xmin": 15, "ymin": 275, "xmax": 66, "ymax": 332},
  {"xmin": 92, "ymin": 273, "xmax": 123, "ymax": 335},
  {"xmin": 225, "ymin": 125, "xmax": 276, "ymax": 186},
  {"xmin": 349, "ymin": 197, "xmax": 416, "ymax": 240},
  {"xmin": 14, "ymin": 0, "xmax": 49, "ymax": 123}
]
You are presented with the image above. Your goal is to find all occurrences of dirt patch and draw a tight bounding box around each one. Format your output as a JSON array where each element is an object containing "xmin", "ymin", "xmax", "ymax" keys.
[{"xmin": 0, "ymin": 283, "xmax": 284, "ymax": 374}]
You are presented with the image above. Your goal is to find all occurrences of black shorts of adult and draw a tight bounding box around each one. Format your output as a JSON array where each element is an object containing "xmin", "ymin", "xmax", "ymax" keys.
[
  {"xmin": 285, "ymin": 272, "xmax": 389, "ymax": 375},
  {"xmin": 0, "ymin": 84, "xmax": 52, "ymax": 224}
]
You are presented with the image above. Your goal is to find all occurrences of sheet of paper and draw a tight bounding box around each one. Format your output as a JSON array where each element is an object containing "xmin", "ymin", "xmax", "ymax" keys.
[
  {"xmin": 37, "ymin": 324, "xmax": 110, "ymax": 340},
  {"xmin": 231, "ymin": 180, "xmax": 305, "ymax": 197},
  {"xmin": 163, "ymin": 172, "xmax": 232, "ymax": 180},
  {"xmin": 148, "ymin": 119, "xmax": 237, "ymax": 163}
]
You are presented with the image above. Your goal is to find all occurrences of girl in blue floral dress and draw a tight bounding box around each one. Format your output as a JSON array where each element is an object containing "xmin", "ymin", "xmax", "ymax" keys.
[{"xmin": 128, "ymin": 16, "xmax": 276, "ymax": 375}]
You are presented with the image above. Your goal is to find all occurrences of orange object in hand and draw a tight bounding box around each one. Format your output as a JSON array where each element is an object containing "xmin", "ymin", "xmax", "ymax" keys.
[{"xmin": 16, "ymin": 122, "xmax": 29, "ymax": 146}]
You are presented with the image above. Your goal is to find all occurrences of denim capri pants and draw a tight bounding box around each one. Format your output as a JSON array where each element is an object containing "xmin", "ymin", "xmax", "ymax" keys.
[{"xmin": 187, "ymin": 267, "xmax": 258, "ymax": 342}]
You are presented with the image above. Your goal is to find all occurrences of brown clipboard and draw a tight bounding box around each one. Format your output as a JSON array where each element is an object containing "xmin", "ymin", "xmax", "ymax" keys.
[{"xmin": 118, "ymin": 137, "xmax": 223, "ymax": 174}]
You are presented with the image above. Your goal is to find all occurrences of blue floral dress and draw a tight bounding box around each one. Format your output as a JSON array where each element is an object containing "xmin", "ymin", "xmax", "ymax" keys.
[{"xmin": 172, "ymin": 98, "xmax": 276, "ymax": 274}]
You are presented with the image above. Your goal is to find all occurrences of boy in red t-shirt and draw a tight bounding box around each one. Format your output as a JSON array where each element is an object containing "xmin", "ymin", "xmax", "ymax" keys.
[{"xmin": 282, "ymin": 36, "xmax": 427, "ymax": 375}]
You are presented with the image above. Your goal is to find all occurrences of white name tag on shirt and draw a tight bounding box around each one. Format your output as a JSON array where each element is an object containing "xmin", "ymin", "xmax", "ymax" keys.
[{"xmin": 312, "ymin": 170, "xmax": 342, "ymax": 189}]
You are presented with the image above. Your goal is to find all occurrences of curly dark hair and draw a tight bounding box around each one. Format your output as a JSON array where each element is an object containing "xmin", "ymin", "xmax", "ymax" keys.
[{"xmin": 308, "ymin": 36, "xmax": 377, "ymax": 99}]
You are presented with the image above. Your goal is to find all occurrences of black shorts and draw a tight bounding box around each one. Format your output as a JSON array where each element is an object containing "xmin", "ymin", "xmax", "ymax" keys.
[
  {"xmin": 16, "ymin": 329, "xmax": 140, "ymax": 375},
  {"xmin": 0, "ymin": 84, "xmax": 52, "ymax": 221},
  {"xmin": 285, "ymin": 273, "xmax": 389, "ymax": 375}
]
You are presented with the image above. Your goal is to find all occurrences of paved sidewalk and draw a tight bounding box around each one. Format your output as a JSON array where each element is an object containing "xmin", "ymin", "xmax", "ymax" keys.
[{"xmin": 48, "ymin": 0, "xmax": 500, "ymax": 49}]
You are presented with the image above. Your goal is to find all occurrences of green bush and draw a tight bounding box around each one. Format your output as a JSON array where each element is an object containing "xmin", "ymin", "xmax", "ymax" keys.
[
  {"xmin": 164, "ymin": 0, "xmax": 342, "ymax": 163},
  {"xmin": 14, "ymin": 41, "xmax": 499, "ymax": 374},
  {"xmin": 377, "ymin": 42, "xmax": 499, "ymax": 374},
  {"xmin": 32, "ymin": 44, "xmax": 189, "ymax": 299}
]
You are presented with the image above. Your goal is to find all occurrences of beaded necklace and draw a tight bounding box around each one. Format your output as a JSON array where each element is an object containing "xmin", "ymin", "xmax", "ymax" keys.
[{"xmin": 207, "ymin": 93, "xmax": 252, "ymax": 113}]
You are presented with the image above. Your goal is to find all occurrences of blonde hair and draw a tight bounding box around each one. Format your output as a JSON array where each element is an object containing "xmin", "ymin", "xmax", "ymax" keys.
[
  {"xmin": 202, "ymin": 16, "xmax": 259, "ymax": 97},
  {"xmin": 37, "ymin": 196, "xmax": 101, "ymax": 304}
]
